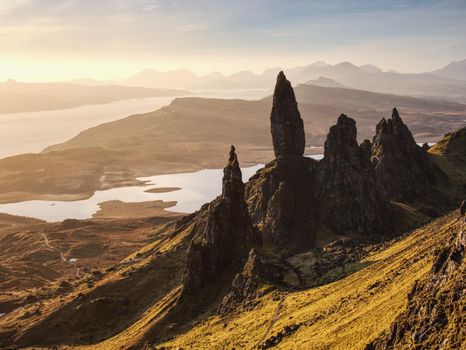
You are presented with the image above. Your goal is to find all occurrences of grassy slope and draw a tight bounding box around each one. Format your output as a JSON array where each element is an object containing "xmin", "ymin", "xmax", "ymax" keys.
[
  {"xmin": 19, "ymin": 211, "xmax": 458, "ymax": 350},
  {"xmin": 149, "ymin": 213, "xmax": 460, "ymax": 350},
  {"xmin": 429, "ymin": 127, "xmax": 466, "ymax": 206},
  {"xmin": 4, "ymin": 187, "xmax": 463, "ymax": 349}
]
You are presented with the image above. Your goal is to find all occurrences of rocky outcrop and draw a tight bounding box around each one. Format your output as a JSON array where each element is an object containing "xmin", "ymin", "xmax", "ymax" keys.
[
  {"xmin": 367, "ymin": 209, "xmax": 466, "ymax": 350},
  {"xmin": 246, "ymin": 158, "xmax": 318, "ymax": 255},
  {"xmin": 182, "ymin": 146, "xmax": 261, "ymax": 294},
  {"xmin": 371, "ymin": 108, "xmax": 434, "ymax": 203},
  {"xmin": 316, "ymin": 114, "xmax": 389, "ymax": 236},
  {"xmin": 360, "ymin": 139, "xmax": 372, "ymax": 160},
  {"xmin": 246, "ymin": 72, "xmax": 318, "ymax": 255},
  {"xmin": 270, "ymin": 71, "xmax": 305, "ymax": 159},
  {"xmin": 218, "ymin": 249, "xmax": 281, "ymax": 315}
]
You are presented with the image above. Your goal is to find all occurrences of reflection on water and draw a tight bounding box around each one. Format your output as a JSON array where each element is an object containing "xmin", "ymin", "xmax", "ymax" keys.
[
  {"xmin": 0, "ymin": 165, "xmax": 262, "ymax": 222},
  {"xmin": 0, "ymin": 89, "xmax": 271, "ymax": 159},
  {"xmin": 0, "ymin": 154, "xmax": 322, "ymax": 222}
]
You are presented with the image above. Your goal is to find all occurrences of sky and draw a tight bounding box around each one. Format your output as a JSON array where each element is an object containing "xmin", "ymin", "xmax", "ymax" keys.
[{"xmin": 1, "ymin": 0, "xmax": 466, "ymax": 82}]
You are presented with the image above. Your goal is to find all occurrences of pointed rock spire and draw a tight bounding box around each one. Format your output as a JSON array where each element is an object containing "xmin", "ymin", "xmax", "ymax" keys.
[
  {"xmin": 182, "ymin": 146, "xmax": 260, "ymax": 295},
  {"xmin": 270, "ymin": 71, "xmax": 305, "ymax": 158},
  {"xmin": 371, "ymin": 108, "xmax": 433, "ymax": 203},
  {"xmin": 222, "ymin": 145, "xmax": 243, "ymax": 200},
  {"xmin": 317, "ymin": 114, "xmax": 389, "ymax": 235},
  {"xmin": 323, "ymin": 114, "xmax": 357, "ymax": 159}
]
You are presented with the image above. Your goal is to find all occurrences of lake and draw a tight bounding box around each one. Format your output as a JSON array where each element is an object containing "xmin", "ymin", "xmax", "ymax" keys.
[
  {"xmin": 0, "ymin": 155, "xmax": 323, "ymax": 222},
  {"xmin": 0, "ymin": 165, "xmax": 262, "ymax": 222}
]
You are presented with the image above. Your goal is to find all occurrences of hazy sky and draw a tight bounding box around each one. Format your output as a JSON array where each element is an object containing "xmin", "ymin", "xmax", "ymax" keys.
[{"xmin": 1, "ymin": 0, "xmax": 466, "ymax": 81}]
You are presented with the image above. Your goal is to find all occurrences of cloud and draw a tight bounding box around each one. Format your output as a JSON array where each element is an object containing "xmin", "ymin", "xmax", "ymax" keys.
[{"xmin": 0, "ymin": 0, "xmax": 465, "ymax": 80}]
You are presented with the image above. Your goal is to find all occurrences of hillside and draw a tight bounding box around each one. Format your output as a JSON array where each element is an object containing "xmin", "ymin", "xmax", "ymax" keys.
[
  {"xmin": 153, "ymin": 213, "xmax": 463, "ymax": 350},
  {"xmin": 0, "ymin": 83, "xmax": 464, "ymax": 204},
  {"xmin": 0, "ymin": 72, "xmax": 465, "ymax": 350},
  {"xmin": 0, "ymin": 81, "xmax": 188, "ymax": 114},
  {"xmin": 305, "ymin": 76, "xmax": 347, "ymax": 88},
  {"xmin": 431, "ymin": 59, "xmax": 466, "ymax": 81}
]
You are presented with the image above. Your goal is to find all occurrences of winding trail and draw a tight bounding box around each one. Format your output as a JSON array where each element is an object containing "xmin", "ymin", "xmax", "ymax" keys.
[
  {"xmin": 41, "ymin": 232, "xmax": 81, "ymax": 277},
  {"xmin": 256, "ymin": 294, "xmax": 286, "ymax": 348},
  {"xmin": 41, "ymin": 232, "xmax": 54, "ymax": 250}
]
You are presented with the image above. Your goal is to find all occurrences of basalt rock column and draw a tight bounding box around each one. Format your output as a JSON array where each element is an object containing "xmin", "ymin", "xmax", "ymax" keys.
[
  {"xmin": 246, "ymin": 72, "xmax": 317, "ymax": 254},
  {"xmin": 371, "ymin": 108, "xmax": 434, "ymax": 203},
  {"xmin": 270, "ymin": 71, "xmax": 305, "ymax": 159},
  {"xmin": 182, "ymin": 146, "xmax": 260, "ymax": 294},
  {"xmin": 316, "ymin": 114, "xmax": 389, "ymax": 236}
]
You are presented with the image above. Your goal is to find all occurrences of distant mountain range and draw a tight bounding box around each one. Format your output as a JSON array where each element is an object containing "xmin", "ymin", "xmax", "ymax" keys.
[
  {"xmin": 3, "ymin": 60, "xmax": 466, "ymax": 110},
  {"xmin": 118, "ymin": 60, "xmax": 466, "ymax": 103},
  {"xmin": 429, "ymin": 59, "xmax": 466, "ymax": 80}
]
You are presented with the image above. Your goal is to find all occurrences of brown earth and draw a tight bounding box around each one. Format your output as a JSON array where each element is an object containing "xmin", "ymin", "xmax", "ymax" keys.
[{"xmin": 0, "ymin": 209, "xmax": 183, "ymax": 294}]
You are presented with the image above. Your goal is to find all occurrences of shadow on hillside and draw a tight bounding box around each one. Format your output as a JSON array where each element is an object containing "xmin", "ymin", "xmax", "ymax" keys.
[{"xmin": 307, "ymin": 260, "xmax": 375, "ymax": 289}]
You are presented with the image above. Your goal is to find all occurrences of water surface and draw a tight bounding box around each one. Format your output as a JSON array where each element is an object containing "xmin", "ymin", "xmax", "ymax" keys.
[
  {"xmin": 0, "ymin": 165, "xmax": 262, "ymax": 222},
  {"xmin": 0, "ymin": 154, "xmax": 323, "ymax": 222},
  {"xmin": 0, "ymin": 89, "xmax": 271, "ymax": 158}
]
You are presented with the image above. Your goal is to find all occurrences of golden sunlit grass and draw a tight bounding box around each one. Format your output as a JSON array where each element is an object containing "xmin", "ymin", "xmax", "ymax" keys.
[
  {"xmin": 150, "ymin": 214, "xmax": 458, "ymax": 350},
  {"xmin": 4, "ymin": 175, "xmax": 462, "ymax": 350}
]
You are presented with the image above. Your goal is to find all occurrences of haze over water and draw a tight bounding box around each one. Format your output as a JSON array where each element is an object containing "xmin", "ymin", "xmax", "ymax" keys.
[{"xmin": 0, "ymin": 89, "xmax": 270, "ymax": 159}]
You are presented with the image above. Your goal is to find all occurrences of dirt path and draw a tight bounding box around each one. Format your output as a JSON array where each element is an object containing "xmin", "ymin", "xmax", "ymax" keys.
[
  {"xmin": 41, "ymin": 232, "xmax": 81, "ymax": 277},
  {"xmin": 256, "ymin": 294, "xmax": 286, "ymax": 347},
  {"xmin": 41, "ymin": 232, "xmax": 54, "ymax": 250}
]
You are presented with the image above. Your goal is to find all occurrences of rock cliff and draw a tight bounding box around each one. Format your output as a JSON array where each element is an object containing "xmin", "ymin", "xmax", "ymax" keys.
[
  {"xmin": 316, "ymin": 114, "xmax": 390, "ymax": 236},
  {"xmin": 182, "ymin": 146, "xmax": 261, "ymax": 294},
  {"xmin": 371, "ymin": 108, "xmax": 434, "ymax": 203}
]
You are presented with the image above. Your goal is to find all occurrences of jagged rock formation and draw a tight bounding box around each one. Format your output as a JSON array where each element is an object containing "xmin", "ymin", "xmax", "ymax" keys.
[
  {"xmin": 246, "ymin": 72, "xmax": 318, "ymax": 254},
  {"xmin": 270, "ymin": 71, "xmax": 305, "ymax": 159},
  {"xmin": 246, "ymin": 159, "xmax": 317, "ymax": 254},
  {"xmin": 182, "ymin": 146, "xmax": 261, "ymax": 294},
  {"xmin": 316, "ymin": 114, "xmax": 389, "ymax": 235},
  {"xmin": 371, "ymin": 108, "xmax": 434, "ymax": 203},
  {"xmin": 367, "ymin": 208, "xmax": 465, "ymax": 350},
  {"xmin": 218, "ymin": 249, "xmax": 281, "ymax": 315},
  {"xmin": 360, "ymin": 139, "xmax": 372, "ymax": 160}
]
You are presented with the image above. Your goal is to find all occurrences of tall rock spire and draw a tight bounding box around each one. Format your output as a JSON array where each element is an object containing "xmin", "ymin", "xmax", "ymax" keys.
[
  {"xmin": 245, "ymin": 73, "xmax": 317, "ymax": 254},
  {"xmin": 270, "ymin": 71, "xmax": 305, "ymax": 158},
  {"xmin": 371, "ymin": 108, "xmax": 433, "ymax": 203},
  {"xmin": 182, "ymin": 146, "xmax": 260, "ymax": 295},
  {"xmin": 222, "ymin": 145, "xmax": 244, "ymax": 202},
  {"xmin": 316, "ymin": 114, "xmax": 389, "ymax": 235}
]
